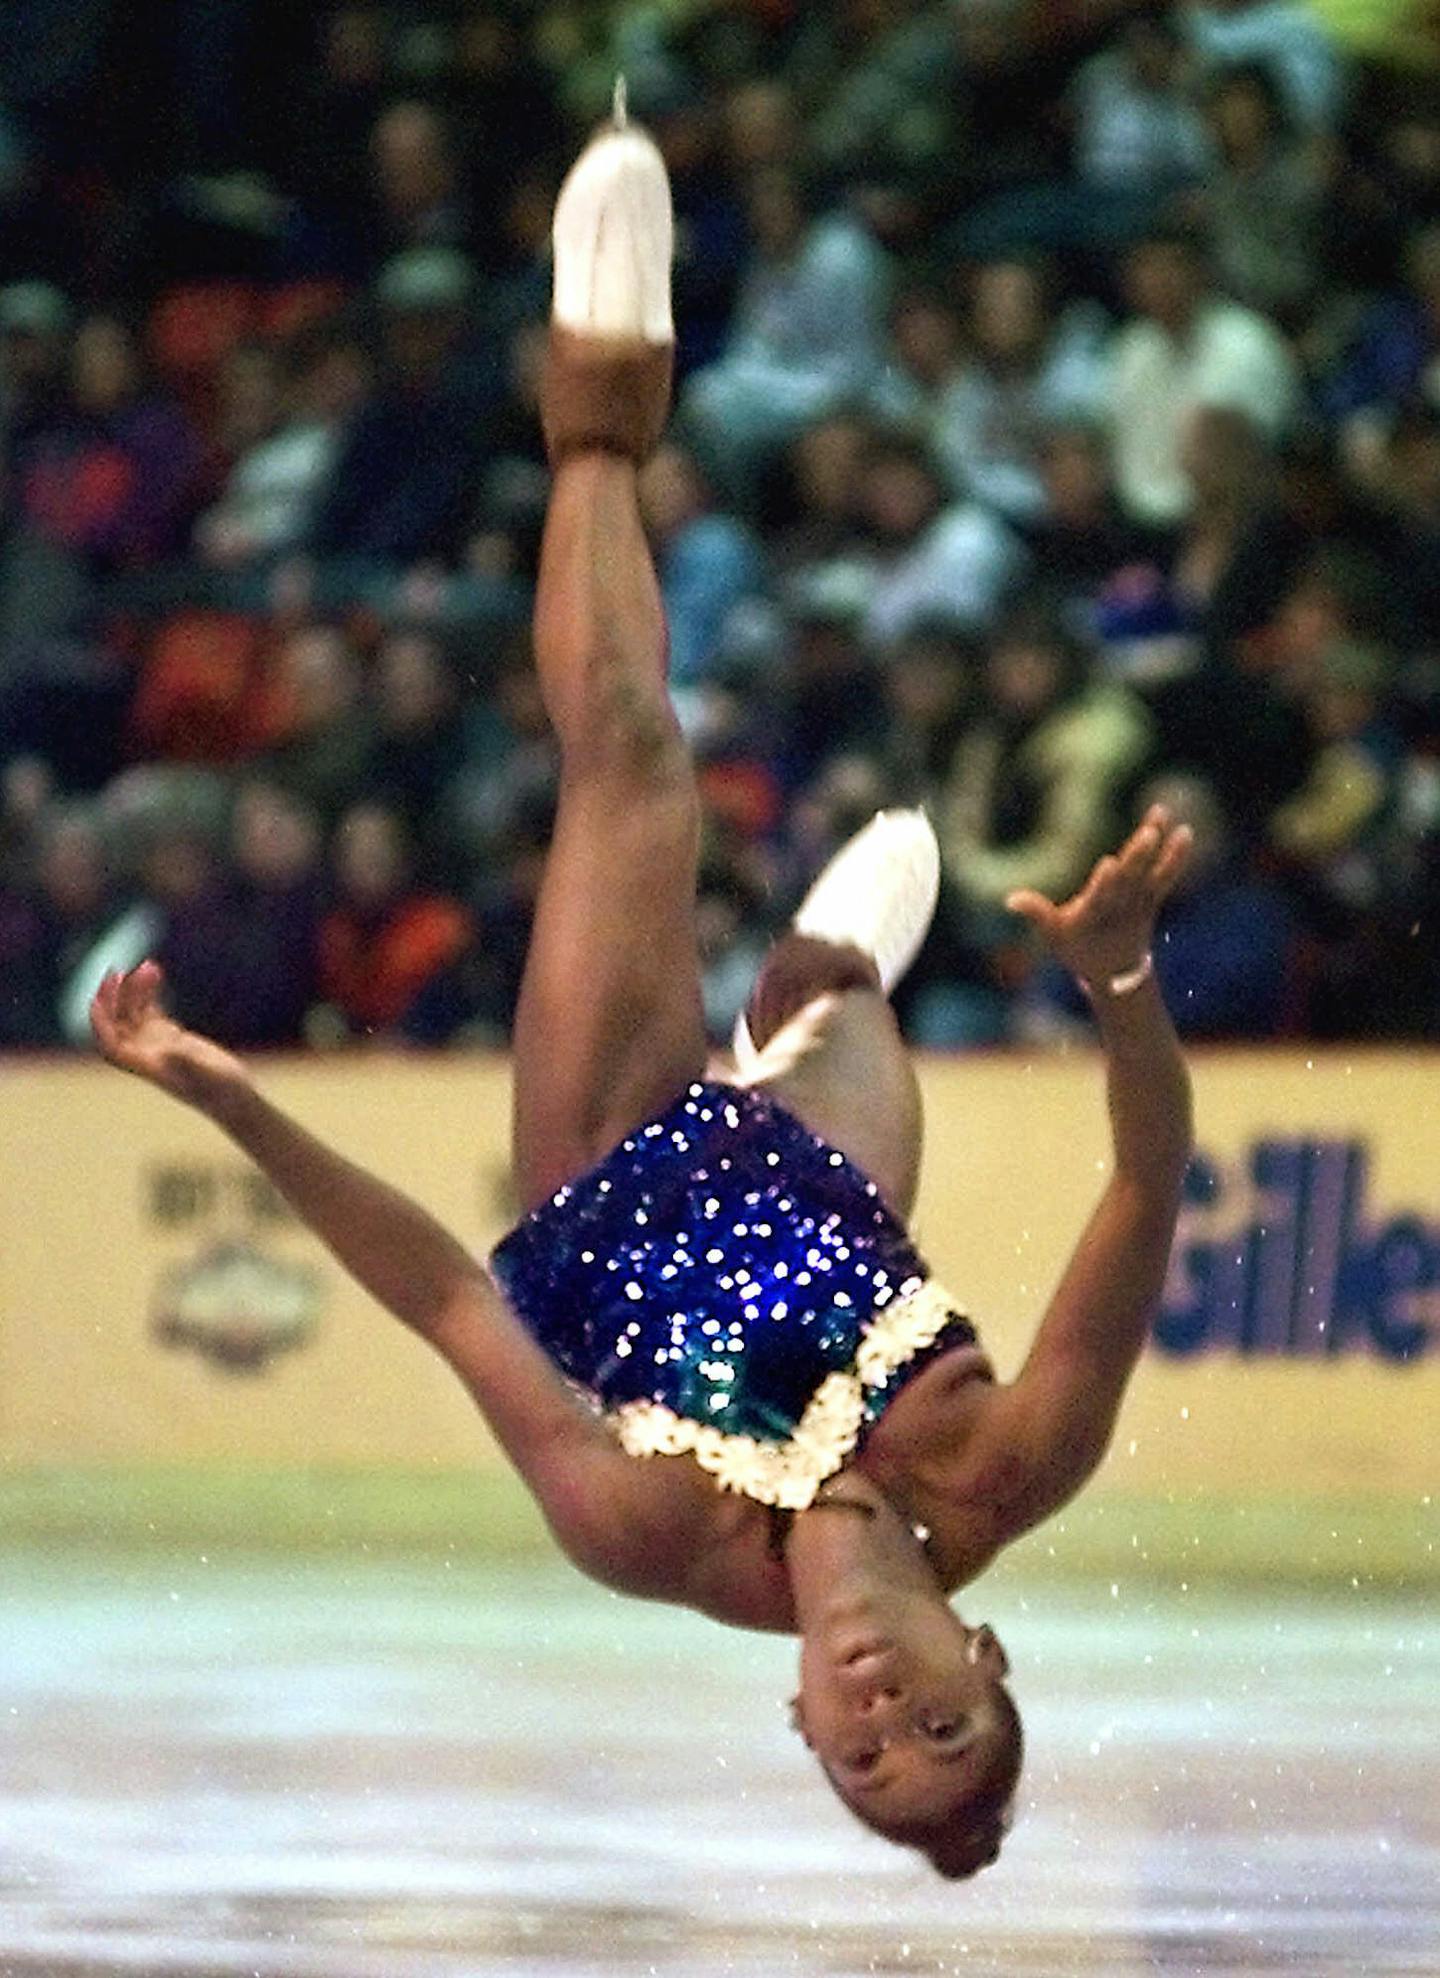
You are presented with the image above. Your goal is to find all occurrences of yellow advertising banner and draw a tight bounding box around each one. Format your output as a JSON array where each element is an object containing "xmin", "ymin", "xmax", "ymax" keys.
[{"xmin": 2, "ymin": 1051, "xmax": 1437, "ymax": 1506}]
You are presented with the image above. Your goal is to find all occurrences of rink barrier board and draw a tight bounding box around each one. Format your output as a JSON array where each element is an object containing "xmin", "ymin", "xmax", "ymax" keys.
[{"xmin": 2, "ymin": 1049, "xmax": 1436, "ymax": 1578}]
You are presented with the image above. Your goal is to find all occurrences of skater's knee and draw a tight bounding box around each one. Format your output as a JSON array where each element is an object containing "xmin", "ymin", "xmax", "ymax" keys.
[{"xmin": 563, "ymin": 668, "xmax": 693, "ymax": 797}]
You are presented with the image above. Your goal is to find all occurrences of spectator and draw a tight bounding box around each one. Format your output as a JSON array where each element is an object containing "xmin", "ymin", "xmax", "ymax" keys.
[
  {"xmin": 0, "ymin": 280, "xmax": 71, "ymax": 471},
  {"xmin": 1196, "ymin": 61, "xmax": 1328, "ymax": 321},
  {"xmin": 158, "ymin": 781, "xmax": 324, "ymax": 1047},
  {"xmin": 848, "ymin": 430, "xmax": 1026, "ymax": 649},
  {"xmin": 1184, "ymin": 0, "xmax": 1347, "ymax": 132},
  {"xmin": 639, "ymin": 443, "xmax": 766, "ymax": 697},
  {"xmin": 1141, "ymin": 769, "xmax": 1297, "ymax": 1037},
  {"xmin": 449, "ymin": 631, "xmax": 560, "ymax": 876},
  {"xmin": 21, "ymin": 316, "xmax": 202, "ymax": 570},
  {"xmin": 723, "ymin": 78, "xmax": 802, "ymax": 176},
  {"xmin": 1266, "ymin": 541, "xmax": 1401, "ymax": 682},
  {"xmin": 874, "ymin": 284, "xmax": 963, "ymax": 420},
  {"xmin": 280, "ymin": 4, "xmax": 390, "ymax": 220},
  {"xmin": 205, "ymin": 341, "xmax": 286, "ymax": 488},
  {"xmin": 929, "ymin": 258, "xmax": 1108, "ymax": 523},
  {"xmin": 771, "ymin": 577, "xmax": 883, "ymax": 797},
  {"xmin": 195, "ymin": 323, "xmax": 371, "ymax": 571},
  {"xmin": 1324, "ymin": 222, "xmax": 1440, "ymax": 485},
  {"xmin": 1270, "ymin": 637, "xmax": 1403, "ymax": 873},
  {"xmin": 1166, "ymin": 404, "xmax": 1278, "ymax": 633},
  {"xmin": 368, "ymin": 628, "xmax": 469, "ymax": 847},
  {"xmin": 938, "ymin": 601, "xmax": 1154, "ymax": 914},
  {"xmin": 316, "ymin": 801, "xmax": 471, "ymax": 1037},
  {"xmin": 1021, "ymin": 421, "xmax": 1169, "ymax": 619},
  {"xmin": 306, "ymin": 248, "xmax": 489, "ymax": 571},
  {"xmin": 877, "ymin": 619, "xmax": 982, "ymax": 804},
  {"xmin": 1268, "ymin": 637, "xmax": 1409, "ymax": 1034},
  {"xmin": 772, "ymin": 411, "xmax": 872, "ymax": 572},
  {"xmin": 262, "ymin": 624, "xmax": 377, "ymax": 824},
  {"xmin": 0, "ymin": 803, "xmax": 115, "ymax": 1046},
  {"xmin": 683, "ymin": 168, "xmax": 890, "ymax": 496},
  {"xmin": 1106, "ymin": 226, "xmax": 1299, "ymax": 525},
  {"xmin": 366, "ymin": 101, "xmax": 472, "ymax": 265},
  {"xmin": 1069, "ymin": 12, "xmax": 1212, "ymax": 204}
]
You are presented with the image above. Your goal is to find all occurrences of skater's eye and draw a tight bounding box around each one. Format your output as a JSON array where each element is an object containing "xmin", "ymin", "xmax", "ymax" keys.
[
  {"xmin": 845, "ymin": 1748, "xmax": 882, "ymax": 1775},
  {"xmin": 921, "ymin": 1713, "xmax": 970, "ymax": 1746}
]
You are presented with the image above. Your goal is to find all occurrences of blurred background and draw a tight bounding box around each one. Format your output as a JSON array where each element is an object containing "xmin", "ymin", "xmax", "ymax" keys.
[{"xmin": 0, "ymin": 0, "xmax": 1437, "ymax": 1057}]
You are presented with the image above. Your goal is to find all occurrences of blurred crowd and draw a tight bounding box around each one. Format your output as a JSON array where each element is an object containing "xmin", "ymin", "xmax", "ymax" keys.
[{"xmin": 2, "ymin": 0, "xmax": 1438, "ymax": 1053}]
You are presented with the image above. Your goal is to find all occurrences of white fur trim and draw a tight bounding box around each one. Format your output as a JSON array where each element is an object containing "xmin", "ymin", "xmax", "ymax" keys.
[
  {"xmin": 728, "ymin": 993, "xmax": 838, "ymax": 1089},
  {"xmin": 610, "ymin": 1278, "xmax": 963, "ymax": 1509}
]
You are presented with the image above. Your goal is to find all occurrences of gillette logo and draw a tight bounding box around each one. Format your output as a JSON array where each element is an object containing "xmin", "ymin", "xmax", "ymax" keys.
[{"xmin": 1156, "ymin": 1140, "xmax": 1437, "ymax": 1362}]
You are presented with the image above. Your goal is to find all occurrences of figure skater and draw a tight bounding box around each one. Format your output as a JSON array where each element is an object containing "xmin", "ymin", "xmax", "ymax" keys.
[{"xmin": 91, "ymin": 100, "xmax": 1193, "ymax": 1882}]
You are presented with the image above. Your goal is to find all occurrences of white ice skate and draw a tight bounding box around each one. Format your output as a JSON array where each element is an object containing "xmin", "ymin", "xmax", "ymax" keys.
[
  {"xmin": 551, "ymin": 78, "xmax": 673, "ymax": 344},
  {"xmin": 543, "ymin": 80, "xmax": 675, "ymax": 465},
  {"xmin": 732, "ymin": 809, "xmax": 941, "ymax": 1081}
]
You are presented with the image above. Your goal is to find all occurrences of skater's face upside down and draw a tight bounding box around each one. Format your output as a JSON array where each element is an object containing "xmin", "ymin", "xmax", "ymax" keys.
[
  {"xmin": 787, "ymin": 1482, "xmax": 1021, "ymax": 1880},
  {"xmin": 795, "ymin": 1614, "xmax": 1019, "ymax": 1880}
]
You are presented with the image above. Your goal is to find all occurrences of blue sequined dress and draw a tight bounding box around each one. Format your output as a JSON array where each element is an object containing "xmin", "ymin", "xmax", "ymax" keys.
[{"xmin": 490, "ymin": 1081, "xmax": 977, "ymax": 1509}]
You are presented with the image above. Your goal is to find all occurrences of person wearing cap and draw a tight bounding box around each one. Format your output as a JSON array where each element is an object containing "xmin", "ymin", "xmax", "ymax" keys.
[{"xmin": 304, "ymin": 246, "xmax": 490, "ymax": 575}]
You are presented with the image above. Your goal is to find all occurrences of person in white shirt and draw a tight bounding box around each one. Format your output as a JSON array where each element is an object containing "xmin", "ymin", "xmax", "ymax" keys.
[
  {"xmin": 683, "ymin": 167, "xmax": 890, "ymax": 497},
  {"xmin": 1070, "ymin": 12, "xmax": 1213, "ymax": 195},
  {"xmin": 1105, "ymin": 226, "xmax": 1299, "ymax": 527},
  {"xmin": 851, "ymin": 431, "xmax": 1027, "ymax": 650},
  {"xmin": 932, "ymin": 261, "xmax": 1109, "ymax": 524}
]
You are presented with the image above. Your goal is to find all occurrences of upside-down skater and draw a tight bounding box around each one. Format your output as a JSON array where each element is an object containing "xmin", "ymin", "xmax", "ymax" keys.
[{"xmin": 92, "ymin": 101, "xmax": 1194, "ymax": 1881}]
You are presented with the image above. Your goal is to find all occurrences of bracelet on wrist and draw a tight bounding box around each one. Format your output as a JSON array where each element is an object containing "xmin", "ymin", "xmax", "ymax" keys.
[{"xmin": 1079, "ymin": 950, "xmax": 1154, "ymax": 1001}]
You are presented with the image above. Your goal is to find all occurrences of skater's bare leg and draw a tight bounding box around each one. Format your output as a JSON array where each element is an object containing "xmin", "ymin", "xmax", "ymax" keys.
[
  {"xmin": 510, "ymin": 105, "xmax": 702, "ymax": 1212},
  {"xmin": 511, "ymin": 452, "xmax": 706, "ymax": 1212}
]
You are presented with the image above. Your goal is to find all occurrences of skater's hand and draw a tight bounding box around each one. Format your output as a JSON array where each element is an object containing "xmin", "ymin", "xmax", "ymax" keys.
[
  {"xmin": 91, "ymin": 961, "xmax": 251, "ymax": 1110},
  {"xmin": 1006, "ymin": 806, "xmax": 1192, "ymax": 990}
]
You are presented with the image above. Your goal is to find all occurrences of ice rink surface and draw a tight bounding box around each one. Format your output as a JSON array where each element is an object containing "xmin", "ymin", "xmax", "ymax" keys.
[{"xmin": 2, "ymin": 1548, "xmax": 1436, "ymax": 1978}]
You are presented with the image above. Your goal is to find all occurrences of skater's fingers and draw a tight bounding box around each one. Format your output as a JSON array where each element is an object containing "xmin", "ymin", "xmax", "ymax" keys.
[
  {"xmin": 89, "ymin": 974, "xmax": 119, "ymax": 1045},
  {"xmin": 113, "ymin": 967, "xmax": 145, "ymax": 1028},
  {"xmin": 1149, "ymin": 823, "xmax": 1194, "ymax": 900},
  {"xmin": 1082, "ymin": 854, "xmax": 1124, "ymax": 902},
  {"xmin": 1006, "ymin": 888, "xmax": 1061, "ymax": 936},
  {"xmin": 114, "ymin": 959, "xmax": 161, "ymax": 1028},
  {"xmin": 1117, "ymin": 816, "xmax": 1163, "ymax": 877}
]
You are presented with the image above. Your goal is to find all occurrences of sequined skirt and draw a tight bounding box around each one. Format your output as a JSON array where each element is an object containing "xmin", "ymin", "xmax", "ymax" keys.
[{"xmin": 490, "ymin": 1081, "xmax": 976, "ymax": 1509}]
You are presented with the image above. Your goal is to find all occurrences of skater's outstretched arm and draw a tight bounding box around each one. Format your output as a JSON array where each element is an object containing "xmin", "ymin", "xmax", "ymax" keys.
[
  {"xmin": 90, "ymin": 963, "xmax": 706, "ymax": 1591},
  {"xmin": 954, "ymin": 808, "xmax": 1195, "ymax": 1535}
]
